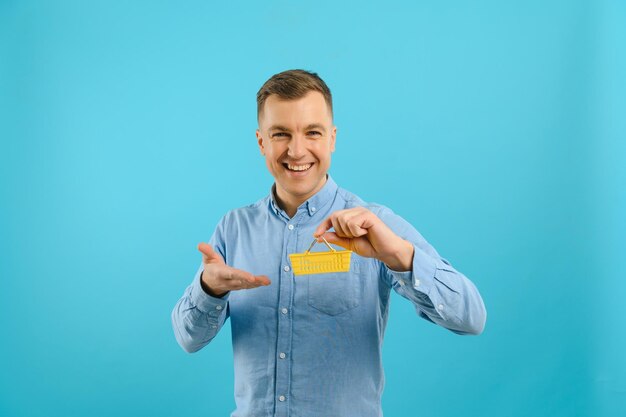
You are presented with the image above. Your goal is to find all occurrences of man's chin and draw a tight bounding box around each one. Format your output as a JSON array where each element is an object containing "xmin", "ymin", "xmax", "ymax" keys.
[{"xmin": 277, "ymin": 176, "xmax": 325, "ymax": 198}]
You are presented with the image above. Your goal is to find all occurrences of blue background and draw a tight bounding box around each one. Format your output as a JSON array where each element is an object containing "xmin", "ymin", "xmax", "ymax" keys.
[{"xmin": 1, "ymin": 1, "xmax": 624, "ymax": 416}]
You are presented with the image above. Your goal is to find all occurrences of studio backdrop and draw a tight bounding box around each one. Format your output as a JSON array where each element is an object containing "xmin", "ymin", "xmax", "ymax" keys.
[{"xmin": 1, "ymin": 1, "xmax": 624, "ymax": 416}]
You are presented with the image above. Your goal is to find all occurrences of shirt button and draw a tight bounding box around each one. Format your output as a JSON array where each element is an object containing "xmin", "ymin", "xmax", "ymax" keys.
[
  {"xmin": 399, "ymin": 280, "xmax": 405, "ymax": 287},
  {"xmin": 215, "ymin": 305, "xmax": 223, "ymax": 310},
  {"xmin": 311, "ymin": 207, "xmax": 316, "ymax": 212},
  {"xmin": 211, "ymin": 325, "xmax": 217, "ymax": 329},
  {"xmin": 283, "ymin": 265, "xmax": 291, "ymax": 272},
  {"xmin": 288, "ymin": 224, "xmax": 294, "ymax": 230},
  {"xmin": 281, "ymin": 308, "xmax": 288, "ymax": 315},
  {"xmin": 279, "ymin": 395, "xmax": 286, "ymax": 402},
  {"xmin": 415, "ymin": 279, "xmax": 420, "ymax": 287},
  {"xmin": 438, "ymin": 304, "xmax": 444, "ymax": 310},
  {"xmin": 279, "ymin": 352, "xmax": 286, "ymax": 359}
]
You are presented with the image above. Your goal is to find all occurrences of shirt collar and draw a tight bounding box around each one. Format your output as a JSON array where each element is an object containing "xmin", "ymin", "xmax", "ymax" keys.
[{"xmin": 269, "ymin": 174, "xmax": 338, "ymax": 219}]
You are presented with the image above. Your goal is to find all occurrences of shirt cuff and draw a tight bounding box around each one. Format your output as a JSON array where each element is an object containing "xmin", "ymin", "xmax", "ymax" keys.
[
  {"xmin": 190, "ymin": 267, "xmax": 230, "ymax": 314},
  {"xmin": 386, "ymin": 242, "xmax": 437, "ymax": 296}
]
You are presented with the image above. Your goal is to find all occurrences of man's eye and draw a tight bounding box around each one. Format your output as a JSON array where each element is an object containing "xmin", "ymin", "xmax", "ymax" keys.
[
  {"xmin": 273, "ymin": 132, "xmax": 289, "ymax": 138},
  {"xmin": 307, "ymin": 131, "xmax": 321, "ymax": 136}
]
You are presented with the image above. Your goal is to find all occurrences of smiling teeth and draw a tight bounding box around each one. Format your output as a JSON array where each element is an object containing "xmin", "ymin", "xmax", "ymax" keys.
[{"xmin": 287, "ymin": 163, "xmax": 312, "ymax": 171}]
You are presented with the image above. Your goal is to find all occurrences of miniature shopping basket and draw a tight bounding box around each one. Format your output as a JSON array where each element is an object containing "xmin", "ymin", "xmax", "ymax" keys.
[{"xmin": 288, "ymin": 236, "xmax": 352, "ymax": 276}]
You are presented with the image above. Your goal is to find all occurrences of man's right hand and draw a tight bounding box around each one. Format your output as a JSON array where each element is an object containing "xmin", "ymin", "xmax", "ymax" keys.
[{"xmin": 197, "ymin": 242, "xmax": 271, "ymax": 298}]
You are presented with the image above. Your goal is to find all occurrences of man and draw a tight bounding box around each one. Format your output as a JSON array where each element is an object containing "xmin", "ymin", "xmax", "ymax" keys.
[{"xmin": 172, "ymin": 69, "xmax": 487, "ymax": 417}]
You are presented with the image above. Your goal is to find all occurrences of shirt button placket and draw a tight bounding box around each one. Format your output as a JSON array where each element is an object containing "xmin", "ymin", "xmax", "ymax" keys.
[{"xmin": 275, "ymin": 219, "xmax": 296, "ymax": 416}]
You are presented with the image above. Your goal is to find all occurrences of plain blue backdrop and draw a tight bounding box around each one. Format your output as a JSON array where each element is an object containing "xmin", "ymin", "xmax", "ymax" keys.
[{"xmin": 1, "ymin": 1, "xmax": 624, "ymax": 416}]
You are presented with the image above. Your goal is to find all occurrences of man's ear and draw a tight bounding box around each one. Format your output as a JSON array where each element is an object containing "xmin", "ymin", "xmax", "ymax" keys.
[
  {"xmin": 256, "ymin": 129, "xmax": 265, "ymax": 155},
  {"xmin": 330, "ymin": 125, "xmax": 337, "ymax": 152}
]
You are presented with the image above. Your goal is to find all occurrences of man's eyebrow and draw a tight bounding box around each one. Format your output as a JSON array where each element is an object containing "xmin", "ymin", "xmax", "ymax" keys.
[
  {"xmin": 268, "ymin": 124, "xmax": 327, "ymax": 132},
  {"xmin": 268, "ymin": 125, "xmax": 291, "ymax": 132},
  {"xmin": 305, "ymin": 123, "xmax": 326, "ymax": 132}
]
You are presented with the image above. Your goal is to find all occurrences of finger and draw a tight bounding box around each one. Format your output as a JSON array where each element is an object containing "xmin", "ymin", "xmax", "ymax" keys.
[
  {"xmin": 235, "ymin": 278, "xmax": 255, "ymax": 290},
  {"xmin": 227, "ymin": 278, "xmax": 249, "ymax": 291},
  {"xmin": 225, "ymin": 267, "xmax": 257, "ymax": 284},
  {"xmin": 313, "ymin": 217, "xmax": 333, "ymax": 238},
  {"xmin": 337, "ymin": 211, "xmax": 365, "ymax": 238},
  {"xmin": 229, "ymin": 274, "xmax": 272, "ymax": 291},
  {"xmin": 198, "ymin": 243, "xmax": 225, "ymax": 265},
  {"xmin": 321, "ymin": 232, "xmax": 353, "ymax": 251},
  {"xmin": 331, "ymin": 216, "xmax": 349, "ymax": 238},
  {"xmin": 254, "ymin": 275, "xmax": 272, "ymax": 286},
  {"xmin": 343, "ymin": 212, "xmax": 369, "ymax": 237},
  {"xmin": 224, "ymin": 268, "xmax": 272, "ymax": 288}
]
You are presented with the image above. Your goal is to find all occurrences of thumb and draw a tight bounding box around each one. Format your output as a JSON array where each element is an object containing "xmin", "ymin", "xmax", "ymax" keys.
[
  {"xmin": 198, "ymin": 242, "xmax": 225, "ymax": 265},
  {"xmin": 319, "ymin": 232, "xmax": 353, "ymax": 252}
]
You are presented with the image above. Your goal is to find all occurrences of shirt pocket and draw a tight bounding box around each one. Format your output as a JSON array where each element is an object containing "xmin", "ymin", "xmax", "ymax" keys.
[{"xmin": 307, "ymin": 259, "xmax": 363, "ymax": 316}]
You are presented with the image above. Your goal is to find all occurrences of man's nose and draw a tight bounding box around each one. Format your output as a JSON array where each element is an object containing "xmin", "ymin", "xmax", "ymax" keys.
[{"xmin": 287, "ymin": 135, "xmax": 306, "ymax": 159}]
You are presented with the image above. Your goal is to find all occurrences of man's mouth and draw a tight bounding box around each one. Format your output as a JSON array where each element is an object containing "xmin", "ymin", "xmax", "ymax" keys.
[{"xmin": 283, "ymin": 163, "xmax": 314, "ymax": 172}]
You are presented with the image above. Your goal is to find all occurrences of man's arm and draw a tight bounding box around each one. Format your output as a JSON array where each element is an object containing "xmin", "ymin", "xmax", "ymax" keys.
[
  {"xmin": 377, "ymin": 206, "xmax": 486, "ymax": 335},
  {"xmin": 171, "ymin": 216, "xmax": 271, "ymax": 353},
  {"xmin": 171, "ymin": 263, "xmax": 231, "ymax": 353},
  {"xmin": 382, "ymin": 245, "xmax": 486, "ymax": 336},
  {"xmin": 314, "ymin": 206, "xmax": 487, "ymax": 335}
]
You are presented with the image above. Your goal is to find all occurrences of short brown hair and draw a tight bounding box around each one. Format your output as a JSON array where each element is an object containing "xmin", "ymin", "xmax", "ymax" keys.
[{"xmin": 256, "ymin": 69, "xmax": 333, "ymax": 123}]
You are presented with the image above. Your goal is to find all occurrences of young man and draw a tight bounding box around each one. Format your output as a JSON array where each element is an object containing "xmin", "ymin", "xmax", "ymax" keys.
[{"xmin": 172, "ymin": 69, "xmax": 487, "ymax": 417}]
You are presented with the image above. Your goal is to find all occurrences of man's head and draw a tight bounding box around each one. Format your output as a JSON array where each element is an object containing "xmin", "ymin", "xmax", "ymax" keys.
[{"xmin": 256, "ymin": 69, "xmax": 336, "ymax": 210}]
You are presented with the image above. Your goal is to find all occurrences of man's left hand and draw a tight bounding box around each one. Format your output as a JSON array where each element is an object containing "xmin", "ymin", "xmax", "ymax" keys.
[{"xmin": 313, "ymin": 207, "xmax": 415, "ymax": 272}]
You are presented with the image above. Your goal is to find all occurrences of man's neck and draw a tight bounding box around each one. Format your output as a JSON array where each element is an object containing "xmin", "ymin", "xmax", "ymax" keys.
[{"xmin": 275, "ymin": 176, "xmax": 327, "ymax": 218}]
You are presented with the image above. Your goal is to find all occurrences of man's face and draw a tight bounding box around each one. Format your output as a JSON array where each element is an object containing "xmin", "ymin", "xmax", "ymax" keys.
[{"xmin": 256, "ymin": 90, "xmax": 336, "ymax": 204}]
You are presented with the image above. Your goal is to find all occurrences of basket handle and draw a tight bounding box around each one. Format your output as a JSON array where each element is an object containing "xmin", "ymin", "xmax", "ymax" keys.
[{"xmin": 305, "ymin": 235, "xmax": 336, "ymax": 254}]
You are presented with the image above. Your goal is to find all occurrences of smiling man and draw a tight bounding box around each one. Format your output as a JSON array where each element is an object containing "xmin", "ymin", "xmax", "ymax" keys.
[{"xmin": 172, "ymin": 69, "xmax": 487, "ymax": 417}]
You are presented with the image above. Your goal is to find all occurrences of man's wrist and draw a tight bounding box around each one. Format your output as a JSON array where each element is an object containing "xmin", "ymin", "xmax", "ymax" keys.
[
  {"xmin": 381, "ymin": 239, "xmax": 414, "ymax": 272},
  {"xmin": 200, "ymin": 271, "xmax": 229, "ymax": 298}
]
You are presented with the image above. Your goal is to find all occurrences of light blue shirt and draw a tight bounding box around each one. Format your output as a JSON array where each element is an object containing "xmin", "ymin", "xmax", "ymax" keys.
[{"xmin": 171, "ymin": 175, "xmax": 486, "ymax": 417}]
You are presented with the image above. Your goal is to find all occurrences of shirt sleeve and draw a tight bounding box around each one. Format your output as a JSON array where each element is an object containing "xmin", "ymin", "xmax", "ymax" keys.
[
  {"xmin": 375, "ymin": 206, "xmax": 487, "ymax": 335},
  {"xmin": 171, "ymin": 216, "xmax": 231, "ymax": 353}
]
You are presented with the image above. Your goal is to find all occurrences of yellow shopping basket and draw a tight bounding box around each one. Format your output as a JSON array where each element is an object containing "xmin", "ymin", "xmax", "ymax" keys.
[{"xmin": 289, "ymin": 236, "xmax": 352, "ymax": 276}]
